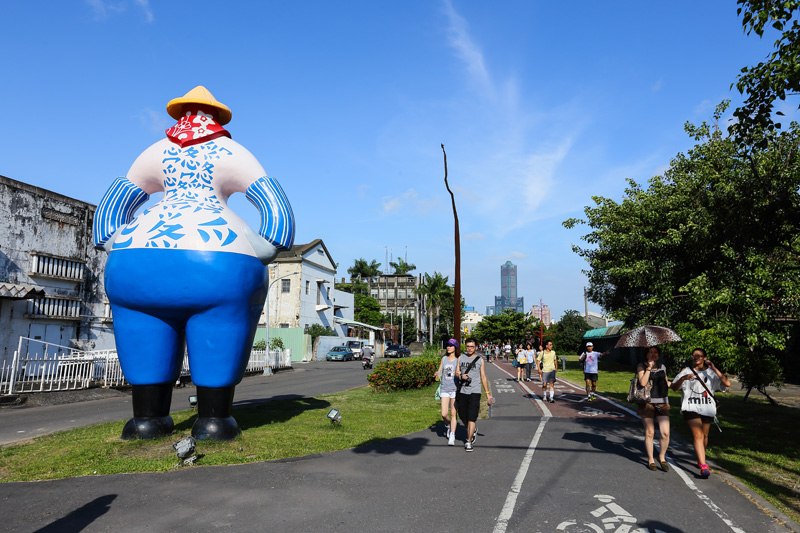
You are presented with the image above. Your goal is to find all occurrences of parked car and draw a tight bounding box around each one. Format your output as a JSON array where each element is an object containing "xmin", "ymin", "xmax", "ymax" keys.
[
  {"xmin": 385, "ymin": 344, "xmax": 410, "ymax": 358},
  {"xmin": 346, "ymin": 340, "xmax": 364, "ymax": 360},
  {"xmin": 326, "ymin": 346, "xmax": 354, "ymax": 361}
]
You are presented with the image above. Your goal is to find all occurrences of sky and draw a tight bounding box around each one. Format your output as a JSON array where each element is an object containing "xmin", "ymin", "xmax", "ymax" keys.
[{"xmin": 0, "ymin": 1, "xmax": 788, "ymax": 322}]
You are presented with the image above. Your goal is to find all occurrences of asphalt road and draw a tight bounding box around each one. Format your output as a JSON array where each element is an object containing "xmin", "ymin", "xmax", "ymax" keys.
[{"xmin": 0, "ymin": 358, "xmax": 796, "ymax": 533}]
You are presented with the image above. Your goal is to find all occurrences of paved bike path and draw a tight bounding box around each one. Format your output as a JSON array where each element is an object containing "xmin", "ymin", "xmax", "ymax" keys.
[{"xmin": 0, "ymin": 361, "xmax": 794, "ymax": 532}]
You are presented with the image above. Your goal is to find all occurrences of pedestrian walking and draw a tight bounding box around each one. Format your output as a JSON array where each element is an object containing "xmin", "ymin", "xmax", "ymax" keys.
[
  {"xmin": 579, "ymin": 342, "xmax": 610, "ymax": 401},
  {"xmin": 537, "ymin": 340, "xmax": 558, "ymax": 403},
  {"xmin": 636, "ymin": 346, "xmax": 671, "ymax": 472},
  {"xmin": 435, "ymin": 339, "xmax": 460, "ymax": 446},
  {"xmin": 671, "ymin": 348, "xmax": 731, "ymax": 478},
  {"xmin": 516, "ymin": 345, "xmax": 527, "ymax": 382},
  {"xmin": 455, "ymin": 337, "xmax": 493, "ymax": 451},
  {"xmin": 519, "ymin": 343, "xmax": 535, "ymax": 382}
]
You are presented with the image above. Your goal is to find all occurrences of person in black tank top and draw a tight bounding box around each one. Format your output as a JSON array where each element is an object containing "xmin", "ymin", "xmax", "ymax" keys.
[{"xmin": 636, "ymin": 346, "xmax": 672, "ymax": 472}]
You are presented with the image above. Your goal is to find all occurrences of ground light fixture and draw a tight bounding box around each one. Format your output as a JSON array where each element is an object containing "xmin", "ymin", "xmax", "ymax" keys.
[
  {"xmin": 188, "ymin": 395, "xmax": 198, "ymax": 408},
  {"xmin": 173, "ymin": 436, "xmax": 197, "ymax": 465},
  {"xmin": 327, "ymin": 408, "xmax": 341, "ymax": 426}
]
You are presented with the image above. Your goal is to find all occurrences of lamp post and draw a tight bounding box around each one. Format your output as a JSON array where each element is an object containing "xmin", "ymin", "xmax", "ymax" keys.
[{"xmin": 264, "ymin": 269, "xmax": 299, "ymax": 375}]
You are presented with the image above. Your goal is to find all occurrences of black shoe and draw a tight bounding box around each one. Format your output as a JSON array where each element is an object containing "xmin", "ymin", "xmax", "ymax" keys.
[
  {"xmin": 191, "ymin": 386, "xmax": 240, "ymax": 441},
  {"xmin": 122, "ymin": 383, "xmax": 174, "ymax": 440}
]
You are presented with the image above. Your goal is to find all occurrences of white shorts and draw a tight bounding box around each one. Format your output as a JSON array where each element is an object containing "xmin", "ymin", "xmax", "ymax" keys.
[{"xmin": 440, "ymin": 391, "xmax": 456, "ymax": 399}]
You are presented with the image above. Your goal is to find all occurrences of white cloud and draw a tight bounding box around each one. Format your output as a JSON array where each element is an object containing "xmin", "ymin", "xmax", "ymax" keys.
[
  {"xmin": 381, "ymin": 189, "xmax": 438, "ymax": 216},
  {"xmin": 134, "ymin": 0, "xmax": 154, "ymax": 23},
  {"xmin": 137, "ymin": 108, "xmax": 170, "ymax": 136},
  {"xmin": 442, "ymin": 0, "xmax": 491, "ymax": 96},
  {"xmin": 464, "ymin": 232, "xmax": 485, "ymax": 241},
  {"xmin": 86, "ymin": 0, "xmax": 153, "ymax": 22},
  {"xmin": 510, "ymin": 251, "xmax": 529, "ymax": 260},
  {"xmin": 357, "ymin": 184, "xmax": 371, "ymax": 198}
]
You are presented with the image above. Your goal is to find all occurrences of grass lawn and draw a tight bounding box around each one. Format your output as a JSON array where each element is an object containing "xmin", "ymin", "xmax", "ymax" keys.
[
  {"xmin": 560, "ymin": 354, "xmax": 800, "ymax": 525},
  {"xmin": 0, "ymin": 385, "xmax": 443, "ymax": 482}
]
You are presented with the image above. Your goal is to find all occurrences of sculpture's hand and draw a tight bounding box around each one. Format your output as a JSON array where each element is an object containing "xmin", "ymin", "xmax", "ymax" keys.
[{"xmin": 241, "ymin": 224, "xmax": 278, "ymax": 265}]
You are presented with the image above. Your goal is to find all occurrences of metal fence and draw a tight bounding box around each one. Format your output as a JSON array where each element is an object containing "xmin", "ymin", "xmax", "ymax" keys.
[{"xmin": 0, "ymin": 337, "xmax": 293, "ymax": 396}]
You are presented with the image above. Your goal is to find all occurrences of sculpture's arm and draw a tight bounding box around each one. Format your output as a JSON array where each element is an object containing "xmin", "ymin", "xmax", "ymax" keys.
[
  {"xmin": 93, "ymin": 177, "xmax": 150, "ymax": 250},
  {"xmin": 245, "ymin": 176, "xmax": 295, "ymax": 251}
]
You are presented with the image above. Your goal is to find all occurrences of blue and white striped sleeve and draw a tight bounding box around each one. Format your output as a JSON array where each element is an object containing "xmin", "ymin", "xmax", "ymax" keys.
[
  {"xmin": 245, "ymin": 176, "xmax": 295, "ymax": 250},
  {"xmin": 93, "ymin": 177, "xmax": 149, "ymax": 248}
]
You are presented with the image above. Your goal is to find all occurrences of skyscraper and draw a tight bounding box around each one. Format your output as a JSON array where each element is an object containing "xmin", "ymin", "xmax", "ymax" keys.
[{"xmin": 494, "ymin": 260, "xmax": 524, "ymax": 313}]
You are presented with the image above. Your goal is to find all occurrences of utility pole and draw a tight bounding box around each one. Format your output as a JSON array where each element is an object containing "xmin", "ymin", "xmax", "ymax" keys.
[{"xmin": 442, "ymin": 144, "xmax": 461, "ymax": 344}]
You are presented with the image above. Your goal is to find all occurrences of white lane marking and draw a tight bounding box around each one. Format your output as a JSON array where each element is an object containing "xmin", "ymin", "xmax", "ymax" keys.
[
  {"xmin": 492, "ymin": 417, "xmax": 548, "ymax": 533},
  {"xmin": 670, "ymin": 460, "xmax": 746, "ymax": 533},
  {"xmin": 491, "ymin": 363, "xmax": 551, "ymax": 416}
]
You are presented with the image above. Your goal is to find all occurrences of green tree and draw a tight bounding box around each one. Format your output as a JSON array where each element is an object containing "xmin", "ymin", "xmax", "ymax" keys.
[
  {"xmin": 564, "ymin": 111, "xmax": 800, "ymax": 402},
  {"xmin": 354, "ymin": 293, "xmax": 384, "ymax": 326},
  {"xmin": 335, "ymin": 279, "xmax": 368, "ymax": 295},
  {"xmin": 389, "ymin": 257, "xmax": 416, "ymax": 275},
  {"xmin": 553, "ymin": 310, "xmax": 590, "ymax": 355},
  {"xmin": 472, "ymin": 309, "xmax": 536, "ymax": 346},
  {"xmin": 416, "ymin": 272, "xmax": 451, "ymax": 344},
  {"xmin": 306, "ymin": 324, "xmax": 334, "ymax": 346},
  {"xmin": 347, "ymin": 258, "xmax": 382, "ymax": 280},
  {"xmin": 731, "ymin": 0, "xmax": 800, "ymax": 148}
]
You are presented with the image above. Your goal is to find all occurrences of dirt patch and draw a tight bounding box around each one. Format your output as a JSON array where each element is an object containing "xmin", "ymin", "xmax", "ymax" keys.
[{"xmin": 12, "ymin": 387, "xmax": 130, "ymax": 408}]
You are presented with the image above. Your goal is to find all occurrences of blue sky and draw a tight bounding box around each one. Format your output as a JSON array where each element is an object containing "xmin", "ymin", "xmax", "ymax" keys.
[{"xmin": 0, "ymin": 1, "xmax": 785, "ymax": 321}]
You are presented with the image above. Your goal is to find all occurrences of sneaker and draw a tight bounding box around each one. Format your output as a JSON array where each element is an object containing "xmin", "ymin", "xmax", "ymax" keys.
[
  {"xmin": 471, "ymin": 427, "xmax": 478, "ymax": 444},
  {"xmin": 699, "ymin": 464, "xmax": 711, "ymax": 478},
  {"xmin": 448, "ymin": 434, "xmax": 455, "ymax": 446},
  {"xmin": 549, "ymin": 398, "xmax": 555, "ymax": 403},
  {"xmin": 587, "ymin": 396, "xmax": 593, "ymax": 402},
  {"xmin": 465, "ymin": 442, "xmax": 473, "ymax": 452},
  {"xmin": 446, "ymin": 427, "xmax": 451, "ymax": 439}
]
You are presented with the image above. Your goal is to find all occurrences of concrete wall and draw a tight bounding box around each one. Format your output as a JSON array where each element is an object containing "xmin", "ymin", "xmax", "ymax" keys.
[{"xmin": 0, "ymin": 175, "xmax": 115, "ymax": 365}]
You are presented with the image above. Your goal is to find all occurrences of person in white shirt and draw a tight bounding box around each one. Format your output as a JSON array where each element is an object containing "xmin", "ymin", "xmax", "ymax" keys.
[
  {"xmin": 671, "ymin": 348, "xmax": 731, "ymax": 478},
  {"xmin": 578, "ymin": 342, "xmax": 610, "ymax": 401}
]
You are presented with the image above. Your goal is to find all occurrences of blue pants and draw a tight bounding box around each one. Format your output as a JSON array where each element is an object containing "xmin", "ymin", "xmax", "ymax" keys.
[{"xmin": 105, "ymin": 249, "xmax": 267, "ymax": 387}]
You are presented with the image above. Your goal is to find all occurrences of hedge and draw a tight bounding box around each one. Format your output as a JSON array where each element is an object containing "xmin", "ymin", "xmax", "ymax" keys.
[{"xmin": 367, "ymin": 357, "xmax": 438, "ymax": 392}]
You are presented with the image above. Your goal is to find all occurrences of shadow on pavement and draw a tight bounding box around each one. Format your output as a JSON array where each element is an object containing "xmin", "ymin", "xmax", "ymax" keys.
[
  {"xmin": 351, "ymin": 436, "xmax": 430, "ymax": 456},
  {"xmin": 34, "ymin": 494, "xmax": 117, "ymax": 533},
  {"xmin": 173, "ymin": 396, "xmax": 331, "ymax": 432}
]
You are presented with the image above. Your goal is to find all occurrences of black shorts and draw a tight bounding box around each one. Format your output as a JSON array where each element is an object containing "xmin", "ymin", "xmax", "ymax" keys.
[
  {"xmin": 584, "ymin": 372, "xmax": 598, "ymax": 382},
  {"xmin": 456, "ymin": 392, "xmax": 481, "ymax": 423}
]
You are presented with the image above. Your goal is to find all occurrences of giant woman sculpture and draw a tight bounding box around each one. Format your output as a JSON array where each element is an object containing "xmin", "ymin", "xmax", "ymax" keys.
[{"xmin": 94, "ymin": 86, "xmax": 294, "ymax": 440}]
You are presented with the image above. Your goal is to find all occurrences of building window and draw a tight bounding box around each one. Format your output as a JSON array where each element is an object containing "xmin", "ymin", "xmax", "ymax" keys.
[
  {"xmin": 27, "ymin": 297, "xmax": 81, "ymax": 319},
  {"xmin": 379, "ymin": 288, "xmax": 387, "ymax": 299},
  {"xmin": 279, "ymin": 323, "xmax": 289, "ymax": 328},
  {"xmin": 397, "ymin": 289, "xmax": 406, "ymax": 299},
  {"xmin": 370, "ymin": 289, "xmax": 378, "ymax": 298},
  {"xmin": 327, "ymin": 287, "xmax": 331, "ymax": 300},
  {"xmin": 281, "ymin": 279, "xmax": 291, "ymax": 293},
  {"xmin": 30, "ymin": 254, "xmax": 85, "ymax": 281},
  {"xmin": 306, "ymin": 280, "xmax": 309, "ymax": 295}
]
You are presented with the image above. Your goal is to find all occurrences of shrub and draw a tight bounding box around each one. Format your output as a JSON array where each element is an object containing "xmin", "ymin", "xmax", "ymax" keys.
[
  {"xmin": 253, "ymin": 339, "xmax": 266, "ymax": 350},
  {"xmin": 368, "ymin": 358, "xmax": 438, "ymax": 392},
  {"xmin": 269, "ymin": 337, "xmax": 285, "ymax": 350}
]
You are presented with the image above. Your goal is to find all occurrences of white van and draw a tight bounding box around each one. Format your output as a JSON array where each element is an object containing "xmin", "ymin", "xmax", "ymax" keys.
[{"xmin": 346, "ymin": 340, "xmax": 364, "ymax": 360}]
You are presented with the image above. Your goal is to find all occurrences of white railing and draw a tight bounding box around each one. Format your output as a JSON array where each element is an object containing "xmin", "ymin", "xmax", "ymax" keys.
[
  {"xmin": 246, "ymin": 349, "xmax": 293, "ymax": 373},
  {"xmin": 0, "ymin": 337, "xmax": 292, "ymax": 395}
]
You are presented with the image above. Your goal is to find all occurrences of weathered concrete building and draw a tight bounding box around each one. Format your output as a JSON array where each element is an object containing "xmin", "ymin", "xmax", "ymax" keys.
[{"xmin": 0, "ymin": 175, "xmax": 113, "ymax": 364}]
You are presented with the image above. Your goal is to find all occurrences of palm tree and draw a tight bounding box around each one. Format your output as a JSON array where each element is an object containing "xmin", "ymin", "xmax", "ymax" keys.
[
  {"xmin": 389, "ymin": 257, "xmax": 416, "ymax": 275},
  {"xmin": 416, "ymin": 272, "xmax": 450, "ymax": 344},
  {"xmin": 347, "ymin": 258, "xmax": 382, "ymax": 280}
]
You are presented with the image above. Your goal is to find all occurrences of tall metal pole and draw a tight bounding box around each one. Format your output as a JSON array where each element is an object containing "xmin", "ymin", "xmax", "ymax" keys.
[{"xmin": 442, "ymin": 144, "xmax": 461, "ymax": 344}]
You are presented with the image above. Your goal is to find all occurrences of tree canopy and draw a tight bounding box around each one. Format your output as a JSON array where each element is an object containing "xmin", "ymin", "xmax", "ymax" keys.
[
  {"xmin": 389, "ymin": 257, "xmax": 416, "ymax": 275},
  {"xmin": 416, "ymin": 272, "xmax": 451, "ymax": 344},
  {"xmin": 347, "ymin": 258, "xmax": 382, "ymax": 280},
  {"xmin": 552, "ymin": 310, "xmax": 591, "ymax": 355},
  {"xmin": 472, "ymin": 309, "xmax": 537, "ymax": 346},
  {"xmin": 564, "ymin": 107, "xmax": 800, "ymax": 400},
  {"xmin": 731, "ymin": 0, "xmax": 800, "ymax": 148}
]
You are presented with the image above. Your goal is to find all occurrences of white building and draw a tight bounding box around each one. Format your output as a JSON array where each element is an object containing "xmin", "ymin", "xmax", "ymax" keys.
[
  {"xmin": 259, "ymin": 240, "xmax": 355, "ymax": 359},
  {"xmin": 462, "ymin": 310, "xmax": 484, "ymax": 334}
]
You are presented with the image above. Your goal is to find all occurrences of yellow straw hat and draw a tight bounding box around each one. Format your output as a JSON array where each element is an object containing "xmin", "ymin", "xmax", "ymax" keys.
[{"xmin": 166, "ymin": 86, "xmax": 232, "ymax": 125}]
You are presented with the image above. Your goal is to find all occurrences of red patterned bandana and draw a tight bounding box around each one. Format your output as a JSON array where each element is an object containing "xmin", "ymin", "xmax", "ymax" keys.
[{"xmin": 166, "ymin": 110, "xmax": 231, "ymax": 147}]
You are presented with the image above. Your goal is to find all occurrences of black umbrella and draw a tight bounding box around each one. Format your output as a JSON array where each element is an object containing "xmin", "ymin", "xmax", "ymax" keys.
[{"xmin": 614, "ymin": 325, "xmax": 682, "ymax": 348}]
